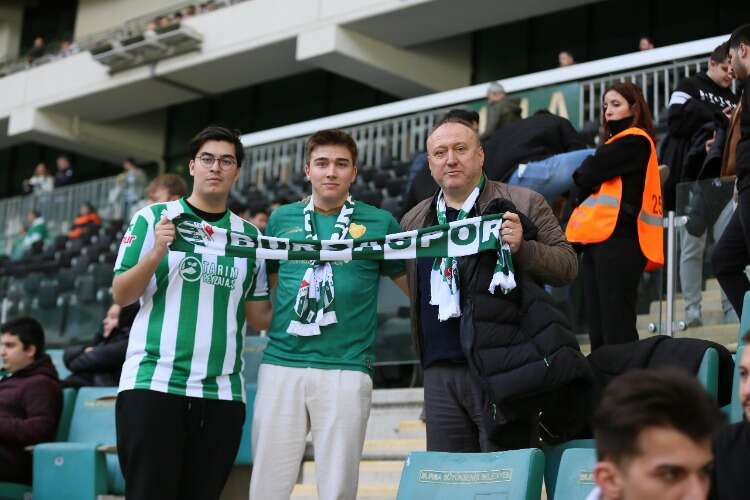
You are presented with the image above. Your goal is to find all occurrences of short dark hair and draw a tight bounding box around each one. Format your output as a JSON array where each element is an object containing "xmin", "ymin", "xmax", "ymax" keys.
[
  {"xmin": 442, "ymin": 109, "xmax": 480, "ymax": 125},
  {"xmin": 305, "ymin": 129, "xmax": 358, "ymax": 166},
  {"xmin": 730, "ymin": 24, "xmax": 750, "ymax": 50},
  {"xmin": 710, "ymin": 42, "xmax": 730, "ymax": 63},
  {"xmin": 1, "ymin": 317, "xmax": 45, "ymax": 358},
  {"xmin": 189, "ymin": 125, "xmax": 245, "ymax": 167},
  {"xmin": 742, "ymin": 330, "xmax": 750, "ymax": 344},
  {"xmin": 593, "ymin": 369, "xmax": 724, "ymax": 465},
  {"xmin": 28, "ymin": 209, "xmax": 40, "ymax": 218},
  {"xmin": 249, "ymin": 205, "xmax": 269, "ymax": 217}
]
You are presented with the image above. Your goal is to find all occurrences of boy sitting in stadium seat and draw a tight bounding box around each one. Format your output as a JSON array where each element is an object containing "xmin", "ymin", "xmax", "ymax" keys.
[
  {"xmin": 0, "ymin": 318, "xmax": 62, "ymax": 484},
  {"xmin": 589, "ymin": 369, "xmax": 723, "ymax": 500}
]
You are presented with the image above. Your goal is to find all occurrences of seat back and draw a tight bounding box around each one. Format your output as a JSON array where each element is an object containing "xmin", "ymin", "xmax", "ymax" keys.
[
  {"xmin": 543, "ymin": 439, "xmax": 595, "ymax": 498},
  {"xmin": 697, "ymin": 347, "xmax": 719, "ymax": 400},
  {"xmin": 243, "ymin": 336, "xmax": 268, "ymax": 385},
  {"xmin": 396, "ymin": 449, "xmax": 544, "ymax": 500},
  {"xmin": 55, "ymin": 388, "xmax": 78, "ymax": 442},
  {"xmin": 739, "ymin": 291, "xmax": 750, "ymax": 347},
  {"xmin": 553, "ymin": 448, "xmax": 598, "ymax": 500},
  {"xmin": 730, "ymin": 346, "xmax": 744, "ymax": 424},
  {"xmin": 47, "ymin": 349, "xmax": 70, "ymax": 382},
  {"xmin": 234, "ymin": 384, "xmax": 258, "ymax": 465}
]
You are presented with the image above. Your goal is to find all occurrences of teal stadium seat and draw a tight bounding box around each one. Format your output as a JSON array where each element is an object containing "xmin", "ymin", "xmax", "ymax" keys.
[
  {"xmin": 739, "ymin": 292, "xmax": 750, "ymax": 346},
  {"xmin": 553, "ymin": 448, "xmax": 598, "ymax": 500},
  {"xmin": 0, "ymin": 388, "xmax": 77, "ymax": 500},
  {"xmin": 396, "ymin": 449, "xmax": 544, "ymax": 500},
  {"xmin": 46, "ymin": 349, "xmax": 70, "ymax": 381},
  {"xmin": 29, "ymin": 280, "xmax": 66, "ymax": 344},
  {"xmin": 234, "ymin": 383, "xmax": 258, "ymax": 465},
  {"xmin": 697, "ymin": 347, "xmax": 719, "ymax": 400},
  {"xmin": 544, "ymin": 439, "xmax": 595, "ymax": 498},
  {"xmin": 729, "ymin": 347, "xmax": 744, "ymax": 424},
  {"xmin": 65, "ymin": 275, "xmax": 106, "ymax": 341},
  {"xmin": 32, "ymin": 387, "xmax": 124, "ymax": 500},
  {"xmin": 243, "ymin": 336, "xmax": 268, "ymax": 385}
]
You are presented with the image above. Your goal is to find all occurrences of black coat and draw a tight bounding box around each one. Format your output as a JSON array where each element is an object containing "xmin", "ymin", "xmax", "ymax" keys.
[
  {"xmin": 456, "ymin": 197, "xmax": 594, "ymax": 442},
  {"xmin": 62, "ymin": 327, "xmax": 129, "ymax": 387}
]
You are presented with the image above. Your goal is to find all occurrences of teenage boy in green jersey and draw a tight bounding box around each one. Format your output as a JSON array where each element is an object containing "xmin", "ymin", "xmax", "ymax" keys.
[
  {"xmin": 249, "ymin": 129, "xmax": 409, "ymax": 500},
  {"xmin": 112, "ymin": 126, "xmax": 272, "ymax": 500}
]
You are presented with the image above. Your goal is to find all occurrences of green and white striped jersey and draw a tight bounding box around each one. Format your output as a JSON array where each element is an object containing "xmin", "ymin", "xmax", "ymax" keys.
[{"xmin": 114, "ymin": 199, "xmax": 269, "ymax": 402}]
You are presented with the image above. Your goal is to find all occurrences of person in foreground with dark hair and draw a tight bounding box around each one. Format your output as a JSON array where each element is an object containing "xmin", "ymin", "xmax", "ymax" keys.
[
  {"xmin": 589, "ymin": 369, "xmax": 723, "ymax": 500},
  {"xmin": 112, "ymin": 125, "xmax": 272, "ymax": 500},
  {"xmin": 568, "ymin": 82, "xmax": 664, "ymax": 350},
  {"xmin": 713, "ymin": 24, "xmax": 750, "ymax": 318},
  {"xmin": 709, "ymin": 330, "xmax": 750, "ymax": 499},
  {"xmin": 0, "ymin": 317, "xmax": 62, "ymax": 484}
]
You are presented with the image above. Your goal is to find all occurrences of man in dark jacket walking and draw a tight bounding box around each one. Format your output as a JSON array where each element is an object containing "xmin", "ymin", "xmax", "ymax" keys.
[
  {"xmin": 0, "ymin": 317, "xmax": 62, "ymax": 484},
  {"xmin": 401, "ymin": 115, "xmax": 588, "ymax": 453}
]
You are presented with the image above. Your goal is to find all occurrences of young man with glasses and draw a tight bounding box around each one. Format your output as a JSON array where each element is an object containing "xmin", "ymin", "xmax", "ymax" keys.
[
  {"xmin": 112, "ymin": 125, "xmax": 272, "ymax": 500},
  {"xmin": 249, "ymin": 129, "xmax": 408, "ymax": 500}
]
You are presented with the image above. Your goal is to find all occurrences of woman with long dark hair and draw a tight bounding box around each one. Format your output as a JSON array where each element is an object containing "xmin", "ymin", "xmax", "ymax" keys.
[{"xmin": 567, "ymin": 82, "xmax": 664, "ymax": 350}]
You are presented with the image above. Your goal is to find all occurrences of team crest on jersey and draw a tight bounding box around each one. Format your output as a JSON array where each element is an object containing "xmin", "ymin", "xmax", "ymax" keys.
[
  {"xmin": 179, "ymin": 256, "xmax": 203, "ymax": 282},
  {"xmin": 176, "ymin": 220, "xmax": 215, "ymax": 245}
]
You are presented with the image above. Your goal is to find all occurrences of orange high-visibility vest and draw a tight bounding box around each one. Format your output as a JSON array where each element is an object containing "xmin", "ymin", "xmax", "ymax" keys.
[{"xmin": 566, "ymin": 127, "xmax": 664, "ymax": 271}]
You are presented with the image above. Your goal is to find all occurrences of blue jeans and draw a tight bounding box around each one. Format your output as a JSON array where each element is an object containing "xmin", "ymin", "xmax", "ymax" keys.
[{"xmin": 507, "ymin": 149, "xmax": 595, "ymax": 202}]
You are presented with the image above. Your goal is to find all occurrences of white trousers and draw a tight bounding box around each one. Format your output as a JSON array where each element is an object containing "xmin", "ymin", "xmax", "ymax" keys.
[{"xmin": 249, "ymin": 364, "xmax": 373, "ymax": 500}]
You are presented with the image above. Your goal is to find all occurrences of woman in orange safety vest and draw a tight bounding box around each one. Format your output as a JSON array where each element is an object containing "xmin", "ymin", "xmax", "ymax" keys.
[{"xmin": 567, "ymin": 82, "xmax": 663, "ymax": 351}]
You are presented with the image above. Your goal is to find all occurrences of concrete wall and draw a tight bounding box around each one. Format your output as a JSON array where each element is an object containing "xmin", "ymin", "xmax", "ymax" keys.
[
  {"xmin": 0, "ymin": 1, "xmax": 24, "ymax": 61},
  {"xmin": 74, "ymin": 0, "xmax": 179, "ymax": 40}
]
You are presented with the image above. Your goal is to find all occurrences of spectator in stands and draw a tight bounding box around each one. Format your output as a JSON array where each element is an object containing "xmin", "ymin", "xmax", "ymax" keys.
[
  {"xmin": 112, "ymin": 126, "xmax": 271, "ymax": 500},
  {"xmin": 182, "ymin": 5, "xmax": 197, "ymax": 17},
  {"xmin": 712, "ymin": 24, "xmax": 750, "ymax": 319},
  {"xmin": 480, "ymin": 82, "xmax": 521, "ymax": 141},
  {"xmin": 61, "ymin": 303, "xmax": 138, "ymax": 388},
  {"xmin": 26, "ymin": 36, "xmax": 45, "ymax": 63},
  {"xmin": 128, "ymin": 173, "xmax": 189, "ymax": 218},
  {"xmin": 58, "ymin": 40, "xmax": 77, "ymax": 58},
  {"xmin": 589, "ymin": 369, "xmax": 723, "ymax": 500},
  {"xmin": 660, "ymin": 42, "xmax": 737, "ymax": 327},
  {"xmin": 54, "ymin": 154, "xmax": 74, "ymax": 187},
  {"xmin": 249, "ymin": 129, "xmax": 408, "ymax": 500},
  {"xmin": 248, "ymin": 205, "xmax": 269, "ymax": 231},
  {"xmin": 22, "ymin": 162, "xmax": 53, "ymax": 195},
  {"xmin": 568, "ymin": 82, "xmax": 663, "ymax": 351},
  {"xmin": 558, "ymin": 50, "xmax": 575, "ymax": 67},
  {"xmin": 0, "ymin": 318, "xmax": 62, "ymax": 484},
  {"xmin": 20, "ymin": 210, "xmax": 47, "ymax": 254},
  {"xmin": 404, "ymin": 109, "xmax": 480, "ymax": 212},
  {"xmin": 111, "ymin": 157, "xmax": 148, "ymax": 221},
  {"xmin": 639, "ymin": 35, "xmax": 656, "ymax": 51},
  {"xmin": 400, "ymin": 115, "xmax": 580, "ymax": 453},
  {"xmin": 710, "ymin": 330, "xmax": 750, "ymax": 499},
  {"xmin": 67, "ymin": 202, "xmax": 101, "ymax": 239}
]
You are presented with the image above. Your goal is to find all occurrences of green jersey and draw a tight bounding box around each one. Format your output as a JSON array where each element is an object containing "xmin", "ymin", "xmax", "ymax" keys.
[
  {"xmin": 114, "ymin": 199, "xmax": 269, "ymax": 402},
  {"xmin": 263, "ymin": 201, "xmax": 405, "ymax": 373}
]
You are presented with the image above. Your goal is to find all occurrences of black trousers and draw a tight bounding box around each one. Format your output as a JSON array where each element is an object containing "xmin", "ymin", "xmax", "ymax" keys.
[
  {"xmin": 423, "ymin": 363, "xmax": 538, "ymax": 452},
  {"xmin": 116, "ymin": 389, "xmax": 245, "ymax": 500},
  {"xmin": 582, "ymin": 237, "xmax": 646, "ymax": 351},
  {"xmin": 712, "ymin": 189, "xmax": 750, "ymax": 317}
]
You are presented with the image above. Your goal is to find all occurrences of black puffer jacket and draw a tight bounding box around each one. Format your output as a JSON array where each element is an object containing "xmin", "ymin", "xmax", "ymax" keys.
[{"xmin": 457, "ymin": 198, "xmax": 594, "ymax": 441}]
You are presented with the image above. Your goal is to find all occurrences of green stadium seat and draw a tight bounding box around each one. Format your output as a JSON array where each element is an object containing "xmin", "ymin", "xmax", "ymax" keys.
[
  {"xmin": 234, "ymin": 383, "xmax": 257, "ymax": 465},
  {"xmin": 728, "ymin": 347, "xmax": 744, "ymax": 424},
  {"xmin": 29, "ymin": 280, "xmax": 65, "ymax": 344},
  {"xmin": 395, "ymin": 449, "xmax": 544, "ymax": 500},
  {"xmin": 0, "ymin": 482, "xmax": 31, "ymax": 499},
  {"xmin": 697, "ymin": 347, "xmax": 719, "ymax": 400},
  {"xmin": 243, "ymin": 336, "xmax": 268, "ymax": 385},
  {"xmin": 544, "ymin": 439, "xmax": 595, "ymax": 498},
  {"xmin": 47, "ymin": 349, "xmax": 70, "ymax": 381},
  {"xmin": 739, "ymin": 291, "xmax": 750, "ymax": 346},
  {"xmin": 553, "ymin": 448, "xmax": 598, "ymax": 500},
  {"xmin": 32, "ymin": 387, "xmax": 124, "ymax": 500}
]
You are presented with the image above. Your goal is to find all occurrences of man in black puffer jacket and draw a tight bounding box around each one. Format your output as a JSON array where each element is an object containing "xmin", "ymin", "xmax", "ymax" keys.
[{"xmin": 401, "ymin": 115, "xmax": 591, "ymax": 452}]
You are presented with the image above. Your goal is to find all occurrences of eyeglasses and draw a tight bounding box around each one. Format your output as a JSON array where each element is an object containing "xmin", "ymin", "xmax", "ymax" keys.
[{"xmin": 195, "ymin": 153, "xmax": 237, "ymax": 170}]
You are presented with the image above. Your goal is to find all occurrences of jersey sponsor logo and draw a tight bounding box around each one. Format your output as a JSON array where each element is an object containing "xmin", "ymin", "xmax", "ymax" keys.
[
  {"xmin": 348, "ymin": 223, "xmax": 367, "ymax": 239},
  {"xmin": 176, "ymin": 220, "xmax": 214, "ymax": 245},
  {"xmin": 121, "ymin": 223, "xmax": 137, "ymax": 246},
  {"xmin": 179, "ymin": 256, "xmax": 203, "ymax": 282},
  {"xmin": 178, "ymin": 256, "xmax": 239, "ymax": 289}
]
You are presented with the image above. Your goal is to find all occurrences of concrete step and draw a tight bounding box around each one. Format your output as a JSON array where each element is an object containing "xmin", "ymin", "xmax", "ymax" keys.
[
  {"xmin": 395, "ymin": 419, "xmax": 426, "ymax": 439},
  {"xmin": 648, "ymin": 290, "xmax": 725, "ymax": 316},
  {"xmin": 305, "ymin": 438, "xmax": 426, "ymax": 461},
  {"xmin": 291, "ymin": 483, "xmax": 398, "ymax": 500},
  {"xmin": 365, "ymin": 388, "xmax": 424, "ymax": 441},
  {"xmin": 637, "ymin": 309, "xmax": 729, "ymax": 328},
  {"xmin": 300, "ymin": 460, "xmax": 405, "ymax": 486}
]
